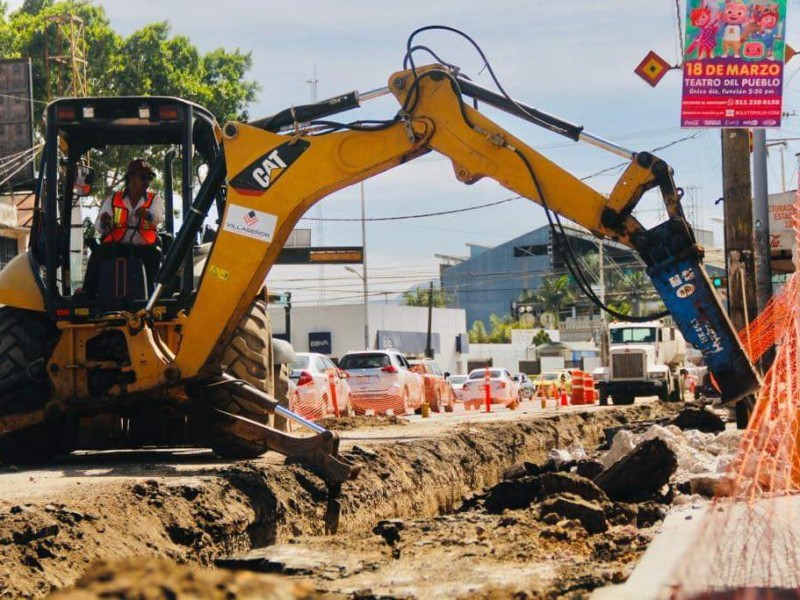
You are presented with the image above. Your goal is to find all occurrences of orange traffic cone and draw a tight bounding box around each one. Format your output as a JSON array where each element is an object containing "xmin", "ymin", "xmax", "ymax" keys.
[{"xmin": 560, "ymin": 389, "xmax": 569, "ymax": 407}]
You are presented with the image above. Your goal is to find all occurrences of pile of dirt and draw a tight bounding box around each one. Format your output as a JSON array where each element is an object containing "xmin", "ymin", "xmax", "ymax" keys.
[
  {"xmin": 47, "ymin": 556, "xmax": 314, "ymax": 599},
  {"xmin": 317, "ymin": 414, "xmax": 409, "ymax": 430},
  {"xmin": 0, "ymin": 403, "xmax": 679, "ymax": 597}
]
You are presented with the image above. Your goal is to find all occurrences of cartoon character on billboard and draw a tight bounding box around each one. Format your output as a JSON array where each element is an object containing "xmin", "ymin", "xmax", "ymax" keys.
[
  {"xmin": 751, "ymin": 4, "xmax": 781, "ymax": 58},
  {"xmin": 686, "ymin": 2, "xmax": 720, "ymax": 59},
  {"xmin": 719, "ymin": 0, "xmax": 752, "ymax": 58}
]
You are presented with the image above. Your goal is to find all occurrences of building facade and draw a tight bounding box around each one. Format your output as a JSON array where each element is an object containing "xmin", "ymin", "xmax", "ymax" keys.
[
  {"xmin": 440, "ymin": 225, "xmax": 639, "ymax": 328},
  {"xmin": 267, "ymin": 303, "xmax": 469, "ymax": 375}
]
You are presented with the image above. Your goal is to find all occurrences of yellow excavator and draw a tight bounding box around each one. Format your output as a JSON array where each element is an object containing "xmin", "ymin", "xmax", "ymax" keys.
[{"xmin": 0, "ymin": 28, "xmax": 760, "ymax": 484}]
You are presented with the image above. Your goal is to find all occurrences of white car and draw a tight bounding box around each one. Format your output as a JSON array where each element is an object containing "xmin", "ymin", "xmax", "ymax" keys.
[
  {"xmin": 446, "ymin": 374, "xmax": 469, "ymax": 402},
  {"xmin": 289, "ymin": 352, "xmax": 351, "ymax": 420},
  {"xmin": 339, "ymin": 350, "xmax": 424, "ymax": 415},
  {"xmin": 461, "ymin": 368, "xmax": 520, "ymax": 406}
]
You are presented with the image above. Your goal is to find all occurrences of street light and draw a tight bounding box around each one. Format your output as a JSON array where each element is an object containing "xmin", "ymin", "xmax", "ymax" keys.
[{"xmin": 346, "ymin": 265, "xmax": 369, "ymax": 349}]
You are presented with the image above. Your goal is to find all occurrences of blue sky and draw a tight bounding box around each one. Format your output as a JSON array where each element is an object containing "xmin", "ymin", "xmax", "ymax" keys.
[{"xmin": 8, "ymin": 0, "xmax": 800, "ymax": 306}]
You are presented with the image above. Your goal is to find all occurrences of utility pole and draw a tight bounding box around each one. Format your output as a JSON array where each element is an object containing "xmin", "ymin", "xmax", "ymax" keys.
[
  {"xmin": 721, "ymin": 128, "xmax": 759, "ymax": 428},
  {"xmin": 425, "ymin": 281, "xmax": 434, "ymax": 359},
  {"xmin": 284, "ymin": 291, "xmax": 292, "ymax": 345},
  {"xmin": 751, "ymin": 129, "xmax": 773, "ymax": 317},
  {"xmin": 598, "ymin": 240, "xmax": 608, "ymax": 366}
]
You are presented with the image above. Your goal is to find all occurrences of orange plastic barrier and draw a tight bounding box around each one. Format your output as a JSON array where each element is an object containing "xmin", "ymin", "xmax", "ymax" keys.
[
  {"xmin": 571, "ymin": 370, "xmax": 585, "ymax": 405},
  {"xmin": 585, "ymin": 375, "xmax": 598, "ymax": 404},
  {"xmin": 327, "ymin": 371, "xmax": 340, "ymax": 417}
]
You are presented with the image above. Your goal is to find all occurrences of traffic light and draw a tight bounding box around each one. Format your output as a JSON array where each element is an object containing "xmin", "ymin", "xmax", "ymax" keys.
[{"xmin": 712, "ymin": 276, "xmax": 727, "ymax": 289}]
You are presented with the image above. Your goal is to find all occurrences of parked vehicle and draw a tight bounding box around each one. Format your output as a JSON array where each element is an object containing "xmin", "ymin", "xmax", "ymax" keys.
[
  {"xmin": 461, "ymin": 368, "xmax": 519, "ymax": 406},
  {"xmin": 513, "ymin": 373, "xmax": 535, "ymax": 399},
  {"xmin": 595, "ymin": 320, "xmax": 685, "ymax": 405},
  {"xmin": 339, "ymin": 350, "xmax": 424, "ymax": 415},
  {"xmin": 409, "ymin": 358, "xmax": 454, "ymax": 412},
  {"xmin": 289, "ymin": 352, "xmax": 352, "ymax": 420},
  {"xmin": 447, "ymin": 375, "xmax": 469, "ymax": 402},
  {"xmin": 533, "ymin": 371, "xmax": 571, "ymax": 396}
]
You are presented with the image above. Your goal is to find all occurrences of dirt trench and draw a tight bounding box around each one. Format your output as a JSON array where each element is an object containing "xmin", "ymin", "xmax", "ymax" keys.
[{"xmin": 0, "ymin": 404, "xmax": 678, "ymax": 598}]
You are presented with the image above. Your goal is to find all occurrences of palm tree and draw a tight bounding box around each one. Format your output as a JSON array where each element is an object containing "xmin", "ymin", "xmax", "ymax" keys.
[
  {"xmin": 530, "ymin": 275, "xmax": 575, "ymax": 325},
  {"xmin": 469, "ymin": 320, "xmax": 489, "ymax": 343},
  {"xmin": 612, "ymin": 269, "xmax": 657, "ymax": 316}
]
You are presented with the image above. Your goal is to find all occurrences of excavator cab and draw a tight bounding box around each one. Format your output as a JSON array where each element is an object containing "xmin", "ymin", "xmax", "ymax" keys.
[
  {"xmin": 29, "ymin": 96, "xmax": 222, "ymax": 318},
  {"xmin": 0, "ymin": 96, "xmax": 358, "ymax": 485}
]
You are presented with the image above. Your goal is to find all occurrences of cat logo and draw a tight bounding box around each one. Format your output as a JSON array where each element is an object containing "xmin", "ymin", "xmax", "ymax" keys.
[{"xmin": 229, "ymin": 139, "xmax": 310, "ymax": 196}]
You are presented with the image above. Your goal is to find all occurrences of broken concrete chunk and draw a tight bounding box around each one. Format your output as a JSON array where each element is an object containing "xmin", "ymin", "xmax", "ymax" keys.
[
  {"xmin": 537, "ymin": 472, "xmax": 608, "ymax": 503},
  {"xmin": 483, "ymin": 477, "xmax": 542, "ymax": 513},
  {"xmin": 538, "ymin": 494, "xmax": 608, "ymax": 534},
  {"xmin": 595, "ymin": 438, "xmax": 677, "ymax": 502},
  {"xmin": 671, "ymin": 407, "xmax": 725, "ymax": 433},
  {"xmin": 635, "ymin": 502, "xmax": 666, "ymax": 528}
]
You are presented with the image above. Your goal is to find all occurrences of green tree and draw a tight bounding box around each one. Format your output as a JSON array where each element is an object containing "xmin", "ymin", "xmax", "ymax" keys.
[
  {"xmin": 486, "ymin": 313, "xmax": 512, "ymax": 343},
  {"xmin": 610, "ymin": 269, "xmax": 657, "ymax": 317},
  {"xmin": 469, "ymin": 320, "xmax": 488, "ymax": 343},
  {"xmin": 402, "ymin": 287, "xmax": 450, "ymax": 307},
  {"xmin": 532, "ymin": 329, "xmax": 551, "ymax": 346},
  {"xmin": 523, "ymin": 274, "xmax": 575, "ymax": 325},
  {"xmin": 0, "ymin": 1, "xmax": 260, "ymax": 192}
]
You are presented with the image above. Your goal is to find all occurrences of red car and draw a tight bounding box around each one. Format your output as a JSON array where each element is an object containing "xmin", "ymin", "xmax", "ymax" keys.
[{"xmin": 409, "ymin": 358, "xmax": 454, "ymax": 413}]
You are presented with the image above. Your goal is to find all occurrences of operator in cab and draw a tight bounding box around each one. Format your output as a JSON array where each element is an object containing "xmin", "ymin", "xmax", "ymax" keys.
[{"xmin": 82, "ymin": 159, "xmax": 164, "ymax": 296}]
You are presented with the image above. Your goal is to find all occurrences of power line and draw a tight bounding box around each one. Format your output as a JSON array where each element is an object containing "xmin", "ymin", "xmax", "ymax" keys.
[{"xmin": 300, "ymin": 196, "xmax": 521, "ymax": 222}]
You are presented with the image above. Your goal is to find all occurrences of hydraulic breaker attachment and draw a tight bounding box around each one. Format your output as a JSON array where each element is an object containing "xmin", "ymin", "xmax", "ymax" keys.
[
  {"xmin": 636, "ymin": 218, "xmax": 761, "ymax": 405},
  {"xmin": 204, "ymin": 375, "xmax": 360, "ymax": 486}
]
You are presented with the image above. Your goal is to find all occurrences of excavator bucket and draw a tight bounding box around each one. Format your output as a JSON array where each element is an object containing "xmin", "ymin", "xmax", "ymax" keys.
[
  {"xmin": 201, "ymin": 375, "xmax": 360, "ymax": 486},
  {"xmin": 639, "ymin": 218, "xmax": 761, "ymax": 404}
]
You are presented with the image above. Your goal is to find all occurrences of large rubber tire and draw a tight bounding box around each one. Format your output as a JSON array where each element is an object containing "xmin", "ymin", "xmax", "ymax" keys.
[
  {"xmin": 271, "ymin": 363, "xmax": 291, "ymax": 432},
  {"xmin": 0, "ymin": 307, "xmax": 66, "ymax": 464},
  {"xmin": 207, "ymin": 299, "xmax": 275, "ymax": 459},
  {"xmin": 613, "ymin": 394, "xmax": 635, "ymax": 406}
]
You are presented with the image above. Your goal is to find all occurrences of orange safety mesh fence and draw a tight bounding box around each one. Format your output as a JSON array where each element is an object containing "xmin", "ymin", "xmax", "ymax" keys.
[
  {"xmin": 669, "ymin": 187, "xmax": 800, "ymax": 597},
  {"xmin": 350, "ymin": 391, "xmax": 409, "ymax": 416},
  {"xmin": 289, "ymin": 387, "xmax": 327, "ymax": 421}
]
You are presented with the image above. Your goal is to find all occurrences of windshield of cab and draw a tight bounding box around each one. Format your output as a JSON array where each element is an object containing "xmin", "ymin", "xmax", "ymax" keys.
[{"xmin": 610, "ymin": 327, "xmax": 656, "ymax": 344}]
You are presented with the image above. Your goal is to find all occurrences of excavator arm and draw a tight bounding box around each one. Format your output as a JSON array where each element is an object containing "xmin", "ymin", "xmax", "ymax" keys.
[{"xmin": 160, "ymin": 64, "xmax": 759, "ymax": 405}]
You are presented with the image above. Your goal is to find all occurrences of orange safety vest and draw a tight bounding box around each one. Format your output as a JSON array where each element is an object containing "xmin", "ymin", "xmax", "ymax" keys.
[{"xmin": 102, "ymin": 191, "xmax": 157, "ymax": 245}]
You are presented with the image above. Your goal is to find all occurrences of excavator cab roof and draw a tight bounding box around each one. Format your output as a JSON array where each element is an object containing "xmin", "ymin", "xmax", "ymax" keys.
[{"xmin": 47, "ymin": 96, "xmax": 219, "ymax": 154}]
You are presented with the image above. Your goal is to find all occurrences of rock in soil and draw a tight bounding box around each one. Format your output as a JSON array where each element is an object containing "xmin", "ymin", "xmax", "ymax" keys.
[
  {"xmin": 671, "ymin": 407, "xmax": 725, "ymax": 433},
  {"xmin": 594, "ymin": 437, "xmax": 677, "ymax": 502}
]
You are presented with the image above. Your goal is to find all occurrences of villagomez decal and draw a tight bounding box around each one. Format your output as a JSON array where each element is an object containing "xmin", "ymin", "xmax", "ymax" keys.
[{"xmin": 229, "ymin": 139, "xmax": 311, "ymax": 196}]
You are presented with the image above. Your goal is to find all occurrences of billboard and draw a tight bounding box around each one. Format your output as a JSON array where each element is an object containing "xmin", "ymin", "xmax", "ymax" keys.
[
  {"xmin": 681, "ymin": 1, "xmax": 787, "ymax": 128},
  {"xmin": 0, "ymin": 59, "xmax": 35, "ymax": 188},
  {"xmin": 768, "ymin": 189, "xmax": 797, "ymax": 255}
]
